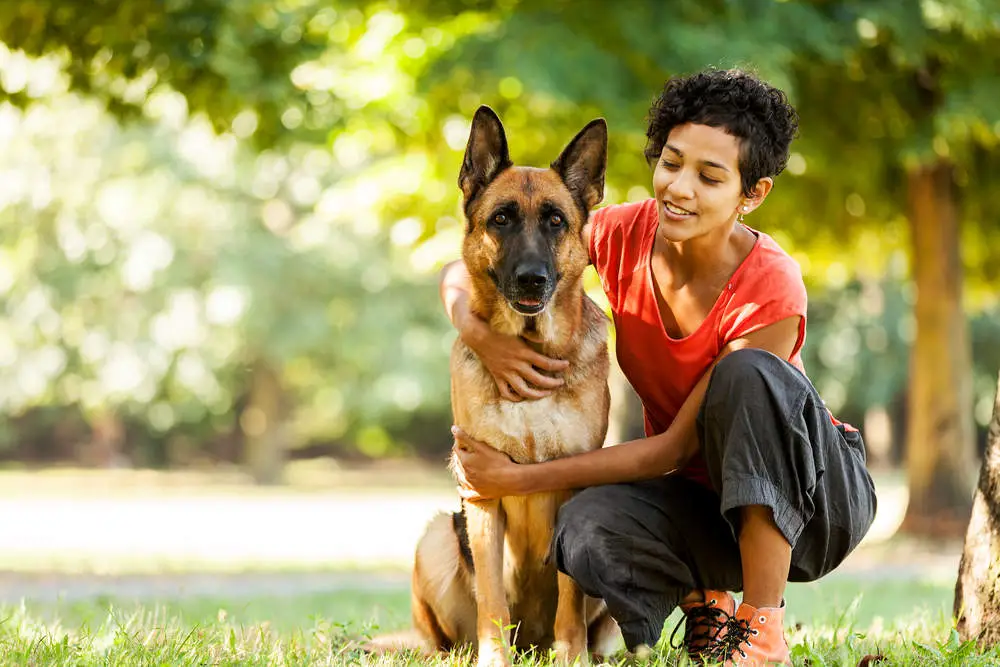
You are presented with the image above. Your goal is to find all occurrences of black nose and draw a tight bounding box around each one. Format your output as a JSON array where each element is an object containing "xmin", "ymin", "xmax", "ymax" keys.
[{"xmin": 515, "ymin": 265, "xmax": 549, "ymax": 290}]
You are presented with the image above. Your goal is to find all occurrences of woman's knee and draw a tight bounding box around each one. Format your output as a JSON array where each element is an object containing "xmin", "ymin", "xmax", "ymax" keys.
[
  {"xmin": 704, "ymin": 348, "xmax": 807, "ymax": 412},
  {"xmin": 699, "ymin": 349, "xmax": 815, "ymax": 476},
  {"xmin": 712, "ymin": 348, "xmax": 781, "ymax": 391}
]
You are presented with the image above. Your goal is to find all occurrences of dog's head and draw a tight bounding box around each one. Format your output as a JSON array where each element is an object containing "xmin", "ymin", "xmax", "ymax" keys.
[{"xmin": 458, "ymin": 106, "xmax": 607, "ymax": 316}]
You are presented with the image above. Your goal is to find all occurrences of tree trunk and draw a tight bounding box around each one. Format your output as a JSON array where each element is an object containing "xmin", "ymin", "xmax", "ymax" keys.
[
  {"xmin": 901, "ymin": 160, "xmax": 976, "ymax": 536},
  {"xmin": 79, "ymin": 410, "xmax": 127, "ymax": 468},
  {"xmin": 242, "ymin": 359, "xmax": 287, "ymax": 485},
  {"xmin": 955, "ymin": 372, "xmax": 1000, "ymax": 646}
]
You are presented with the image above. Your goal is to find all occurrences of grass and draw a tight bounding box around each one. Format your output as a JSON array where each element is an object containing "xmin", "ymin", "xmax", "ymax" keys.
[
  {"xmin": 2, "ymin": 575, "xmax": 999, "ymax": 666},
  {"xmin": 0, "ymin": 465, "xmax": 986, "ymax": 663}
]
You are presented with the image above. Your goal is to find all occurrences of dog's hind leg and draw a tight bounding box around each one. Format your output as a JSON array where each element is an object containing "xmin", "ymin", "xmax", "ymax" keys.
[
  {"xmin": 367, "ymin": 512, "xmax": 474, "ymax": 656},
  {"xmin": 585, "ymin": 598, "xmax": 622, "ymax": 660},
  {"xmin": 465, "ymin": 499, "xmax": 511, "ymax": 667},
  {"xmin": 553, "ymin": 571, "xmax": 589, "ymax": 665},
  {"xmin": 411, "ymin": 512, "xmax": 477, "ymax": 650}
]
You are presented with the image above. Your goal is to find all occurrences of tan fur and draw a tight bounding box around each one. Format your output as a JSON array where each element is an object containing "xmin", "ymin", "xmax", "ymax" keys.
[
  {"xmin": 412, "ymin": 513, "xmax": 477, "ymax": 647},
  {"xmin": 403, "ymin": 111, "xmax": 619, "ymax": 667}
]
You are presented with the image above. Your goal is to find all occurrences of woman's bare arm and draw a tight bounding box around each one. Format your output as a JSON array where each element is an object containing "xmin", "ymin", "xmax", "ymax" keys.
[{"xmin": 452, "ymin": 316, "xmax": 802, "ymax": 499}]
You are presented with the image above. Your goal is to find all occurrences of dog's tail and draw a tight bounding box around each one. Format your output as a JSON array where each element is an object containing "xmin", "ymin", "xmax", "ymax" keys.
[{"xmin": 362, "ymin": 628, "xmax": 432, "ymax": 655}]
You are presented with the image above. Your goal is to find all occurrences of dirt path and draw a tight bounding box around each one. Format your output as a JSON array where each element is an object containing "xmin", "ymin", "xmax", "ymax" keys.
[
  {"xmin": 0, "ymin": 571, "xmax": 411, "ymax": 603},
  {"xmin": 0, "ymin": 541, "xmax": 962, "ymax": 605},
  {"xmin": 0, "ymin": 468, "xmax": 963, "ymax": 604}
]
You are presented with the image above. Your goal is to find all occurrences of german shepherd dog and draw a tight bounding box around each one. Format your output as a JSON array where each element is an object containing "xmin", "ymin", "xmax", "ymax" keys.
[{"xmin": 403, "ymin": 107, "xmax": 618, "ymax": 666}]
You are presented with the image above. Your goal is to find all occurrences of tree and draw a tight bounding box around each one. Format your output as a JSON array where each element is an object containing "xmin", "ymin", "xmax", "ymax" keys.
[
  {"xmin": 955, "ymin": 372, "xmax": 1000, "ymax": 646},
  {"xmin": 789, "ymin": 4, "xmax": 1000, "ymax": 535},
  {"xmin": 0, "ymin": 2, "xmax": 469, "ymax": 480},
  {"xmin": 0, "ymin": 0, "xmax": 327, "ymax": 147}
]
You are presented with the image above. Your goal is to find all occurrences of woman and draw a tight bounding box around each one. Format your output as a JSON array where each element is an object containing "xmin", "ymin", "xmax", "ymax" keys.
[{"xmin": 440, "ymin": 68, "xmax": 876, "ymax": 666}]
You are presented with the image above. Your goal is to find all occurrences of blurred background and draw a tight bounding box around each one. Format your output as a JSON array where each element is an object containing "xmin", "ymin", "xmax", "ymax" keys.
[{"xmin": 0, "ymin": 0, "xmax": 997, "ymax": 604}]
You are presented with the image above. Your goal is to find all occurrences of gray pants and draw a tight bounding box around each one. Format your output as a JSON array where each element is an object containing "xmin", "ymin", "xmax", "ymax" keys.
[{"xmin": 552, "ymin": 348, "xmax": 878, "ymax": 649}]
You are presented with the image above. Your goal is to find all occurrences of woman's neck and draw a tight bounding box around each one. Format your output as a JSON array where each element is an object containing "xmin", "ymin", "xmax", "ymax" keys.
[{"xmin": 656, "ymin": 221, "xmax": 755, "ymax": 288}]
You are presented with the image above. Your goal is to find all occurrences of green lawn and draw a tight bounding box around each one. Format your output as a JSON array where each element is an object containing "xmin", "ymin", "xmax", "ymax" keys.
[
  {"xmin": 2, "ymin": 573, "xmax": 996, "ymax": 666},
  {"xmin": 0, "ymin": 467, "xmax": 984, "ymax": 664}
]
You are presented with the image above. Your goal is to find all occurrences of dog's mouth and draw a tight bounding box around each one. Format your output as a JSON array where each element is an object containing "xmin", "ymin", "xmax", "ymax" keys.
[
  {"xmin": 511, "ymin": 297, "xmax": 546, "ymax": 315},
  {"xmin": 507, "ymin": 280, "xmax": 558, "ymax": 315}
]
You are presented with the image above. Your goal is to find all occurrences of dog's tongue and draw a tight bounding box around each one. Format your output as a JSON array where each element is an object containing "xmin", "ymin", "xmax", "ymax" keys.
[{"xmin": 518, "ymin": 299, "xmax": 541, "ymax": 307}]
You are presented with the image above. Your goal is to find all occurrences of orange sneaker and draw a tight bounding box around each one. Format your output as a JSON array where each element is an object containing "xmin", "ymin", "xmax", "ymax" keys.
[
  {"xmin": 670, "ymin": 590, "xmax": 737, "ymax": 660},
  {"xmin": 719, "ymin": 602, "xmax": 792, "ymax": 666}
]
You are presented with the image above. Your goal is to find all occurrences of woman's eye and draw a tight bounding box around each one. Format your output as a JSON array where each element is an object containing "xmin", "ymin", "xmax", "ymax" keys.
[
  {"xmin": 660, "ymin": 160, "xmax": 680, "ymax": 169},
  {"xmin": 493, "ymin": 213, "xmax": 508, "ymax": 225},
  {"xmin": 701, "ymin": 175, "xmax": 721, "ymax": 185},
  {"xmin": 550, "ymin": 213, "xmax": 564, "ymax": 227}
]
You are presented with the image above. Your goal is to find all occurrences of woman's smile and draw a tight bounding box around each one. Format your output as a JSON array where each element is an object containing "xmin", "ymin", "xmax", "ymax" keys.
[{"xmin": 663, "ymin": 200, "xmax": 696, "ymax": 220}]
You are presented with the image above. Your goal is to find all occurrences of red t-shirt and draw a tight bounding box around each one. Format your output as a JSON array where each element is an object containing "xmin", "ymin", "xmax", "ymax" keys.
[{"xmin": 589, "ymin": 199, "xmax": 852, "ymax": 487}]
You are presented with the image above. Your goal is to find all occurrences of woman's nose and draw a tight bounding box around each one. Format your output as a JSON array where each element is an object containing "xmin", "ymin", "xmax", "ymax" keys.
[{"xmin": 666, "ymin": 169, "xmax": 696, "ymax": 199}]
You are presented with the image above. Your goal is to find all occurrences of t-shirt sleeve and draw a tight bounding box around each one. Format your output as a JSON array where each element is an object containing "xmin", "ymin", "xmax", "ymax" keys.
[
  {"xmin": 588, "ymin": 200, "xmax": 652, "ymax": 313},
  {"xmin": 719, "ymin": 252, "xmax": 808, "ymax": 358},
  {"xmin": 587, "ymin": 204, "xmax": 613, "ymax": 273}
]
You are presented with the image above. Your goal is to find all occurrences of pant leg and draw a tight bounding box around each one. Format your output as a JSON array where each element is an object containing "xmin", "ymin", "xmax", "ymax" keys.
[
  {"xmin": 697, "ymin": 348, "xmax": 878, "ymax": 582},
  {"xmin": 552, "ymin": 476, "xmax": 742, "ymax": 650}
]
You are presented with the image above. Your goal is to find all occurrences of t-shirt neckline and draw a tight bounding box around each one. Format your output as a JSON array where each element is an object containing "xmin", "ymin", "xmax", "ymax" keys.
[{"xmin": 643, "ymin": 218, "xmax": 761, "ymax": 344}]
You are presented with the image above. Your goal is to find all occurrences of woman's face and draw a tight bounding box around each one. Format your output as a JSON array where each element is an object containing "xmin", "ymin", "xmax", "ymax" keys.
[{"xmin": 652, "ymin": 123, "xmax": 766, "ymax": 243}]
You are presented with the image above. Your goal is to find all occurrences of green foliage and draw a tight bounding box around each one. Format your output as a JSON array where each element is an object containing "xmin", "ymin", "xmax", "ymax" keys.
[
  {"xmin": 426, "ymin": 0, "xmax": 1000, "ymax": 293},
  {"xmin": 0, "ymin": 0, "xmax": 331, "ymax": 146},
  {"xmin": 0, "ymin": 0, "xmax": 999, "ymax": 464},
  {"xmin": 0, "ymin": 53, "xmax": 455, "ymax": 460}
]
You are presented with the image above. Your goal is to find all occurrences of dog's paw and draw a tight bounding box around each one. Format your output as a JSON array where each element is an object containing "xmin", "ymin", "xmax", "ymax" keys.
[
  {"xmin": 553, "ymin": 639, "xmax": 590, "ymax": 666},
  {"xmin": 476, "ymin": 641, "xmax": 512, "ymax": 667}
]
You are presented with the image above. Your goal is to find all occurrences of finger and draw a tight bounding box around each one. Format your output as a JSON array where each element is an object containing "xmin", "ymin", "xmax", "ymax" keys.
[
  {"xmin": 520, "ymin": 330, "xmax": 544, "ymax": 344},
  {"xmin": 508, "ymin": 377, "xmax": 552, "ymax": 400},
  {"xmin": 453, "ymin": 426, "xmax": 491, "ymax": 452},
  {"xmin": 451, "ymin": 425, "xmax": 474, "ymax": 451},
  {"xmin": 500, "ymin": 377, "xmax": 525, "ymax": 401},
  {"xmin": 498, "ymin": 381, "xmax": 521, "ymax": 402},
  {"xmin": 522, "ymin": 367, "xmax": 564, "ymax": 390},
  {"xmin": 529, "ymin": 352, "xmax": 570, "ymax": 372},
  {"xmin": 458, "ymin": 486, "xmax": 484, "ymax": 502}
]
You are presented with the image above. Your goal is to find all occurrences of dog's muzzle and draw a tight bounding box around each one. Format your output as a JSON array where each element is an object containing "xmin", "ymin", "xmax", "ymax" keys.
[{"xmin": 507, "ymin": 264, "xmax": 555, "ymax": 315}]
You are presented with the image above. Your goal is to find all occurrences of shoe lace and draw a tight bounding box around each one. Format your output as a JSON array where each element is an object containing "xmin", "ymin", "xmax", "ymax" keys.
[
  {"xmin": 709, "ymin": 614, "xmax": 759, "ymax": 662},
  {"xmin": 669, "ymin": 599, "xmax": 733, "ymax": 652}
]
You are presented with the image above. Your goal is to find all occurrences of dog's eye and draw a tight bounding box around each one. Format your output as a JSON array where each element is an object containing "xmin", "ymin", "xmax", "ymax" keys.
[
  {"xmin": 493, "ymin": 213, "xmax": 508, "ymax": 226},
  {"xmin": 550, "ymin": 213, "xmax": 564, "ymax": 227}
]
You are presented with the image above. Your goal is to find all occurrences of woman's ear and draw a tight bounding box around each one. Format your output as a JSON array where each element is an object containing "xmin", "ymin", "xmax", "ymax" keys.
[{"xmin": 742, "ymin": 177, "xmax": 774, "ymax": 214}]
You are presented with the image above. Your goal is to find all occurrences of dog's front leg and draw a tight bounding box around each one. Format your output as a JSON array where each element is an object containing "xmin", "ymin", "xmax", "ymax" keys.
[
  {"xmin": 553, "ymin": 571, "xmax": 589, "ymax": 665},
  {"xmin": 465, "ymin": 499, "xmax": 510, "ymax": 667}
]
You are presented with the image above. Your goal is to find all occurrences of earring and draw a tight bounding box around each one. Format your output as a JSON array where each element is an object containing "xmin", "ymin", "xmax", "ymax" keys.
[{"xmin": 738, "ymin": 205, "xmax": 749, "ymax": 224}]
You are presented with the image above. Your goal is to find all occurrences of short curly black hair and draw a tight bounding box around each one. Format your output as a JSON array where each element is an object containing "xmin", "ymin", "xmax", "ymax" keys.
[{"xmin": 644, "ymin": 68, "xmax": 799, "ymax": 198}]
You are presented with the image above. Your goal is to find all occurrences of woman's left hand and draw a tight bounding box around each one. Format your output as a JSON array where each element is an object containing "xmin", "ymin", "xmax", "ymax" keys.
[{"xmin": 451, "ymin": 425, "xmax": 526, "ymax": 502}]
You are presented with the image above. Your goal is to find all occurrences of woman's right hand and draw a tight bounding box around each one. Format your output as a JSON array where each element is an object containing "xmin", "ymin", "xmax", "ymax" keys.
[{"xmin": 461, "ymin": 314, "xmax": 570, "ymax": 401}]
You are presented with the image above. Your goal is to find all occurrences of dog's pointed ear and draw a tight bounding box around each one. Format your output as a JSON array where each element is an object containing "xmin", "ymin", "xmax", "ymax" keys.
[
  {"xmin": 551, "ymin": 118, "xmax": 608, "ymax": 210},
  {"xmin": 459, "ymin": 106, "xmax": 512, "ymax": 204}
]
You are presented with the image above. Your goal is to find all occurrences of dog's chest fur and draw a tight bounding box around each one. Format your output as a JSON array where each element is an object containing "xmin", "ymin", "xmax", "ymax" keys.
[
  {"xmin": 449, "ymin": 301, "xmax": 609, "ymax": 464},
  {"xmin": 456, "ymin": 381, "xmax": 597, "ymax": 463}
]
